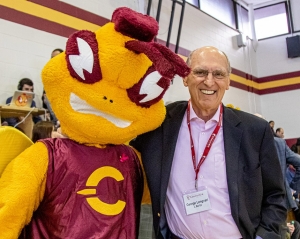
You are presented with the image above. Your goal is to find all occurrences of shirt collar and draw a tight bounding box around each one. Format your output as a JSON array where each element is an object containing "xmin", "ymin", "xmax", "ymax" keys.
[{"xmin": 189, "ymin": 101, "xmax": 222, "ymax": 124}]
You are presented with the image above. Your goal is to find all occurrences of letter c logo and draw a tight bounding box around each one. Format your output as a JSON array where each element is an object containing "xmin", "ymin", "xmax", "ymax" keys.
[{"xmin": 77, "ymin": 166, "xmax": 126, "ymax": 216}]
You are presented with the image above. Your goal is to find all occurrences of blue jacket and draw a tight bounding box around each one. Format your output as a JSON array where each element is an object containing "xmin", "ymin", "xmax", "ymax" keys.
[{"xmin": 274, "ymin": 136, "xmax": 300, "ymax": 210}]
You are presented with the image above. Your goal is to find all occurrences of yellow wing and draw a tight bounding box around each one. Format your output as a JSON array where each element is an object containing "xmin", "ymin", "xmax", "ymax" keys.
[
  {"xmin": 0, "ymin": 126, "xmax": 33, "ymax": 175},
  {"xmin": 0, "ymin": 142, "xmax": 48, "ymax": 238},
  {"xmin": 0, "ymin": 126, "xmax": 48, "ymax": 238}
]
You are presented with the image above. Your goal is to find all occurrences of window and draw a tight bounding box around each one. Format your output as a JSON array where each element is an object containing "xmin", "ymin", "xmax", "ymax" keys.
[
  {"xmin": 290, "ymin": 0, "xmax": 300, "ymax": 32},
  {"xmin": 200, "ymin": 0, "xmax": 236, "ymax": 29},
  {"xmin": 186, "ymin": 0, "xmax": 199, "ymax": 8},
  {"xmin": 236, "ymin": 4, "xmax": 251, "ymax": 39},
  {"xmin": 254, "ymin": 3, "xmax": 289, "ymax": 40}
]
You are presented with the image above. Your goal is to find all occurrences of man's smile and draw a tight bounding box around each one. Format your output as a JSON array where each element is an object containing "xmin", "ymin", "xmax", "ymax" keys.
[{"xmin": 201, "ymin": 89, "xmax": 216, "ymax": 95}]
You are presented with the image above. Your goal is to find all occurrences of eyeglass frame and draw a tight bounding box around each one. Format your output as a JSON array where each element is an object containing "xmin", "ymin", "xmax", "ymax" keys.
[{"xmin": 191, "ymin": 68, "xmax": 229, "ymax": 80}]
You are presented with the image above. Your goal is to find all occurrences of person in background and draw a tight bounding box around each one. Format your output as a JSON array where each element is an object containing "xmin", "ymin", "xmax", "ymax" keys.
[
  {"xmin": 269, "ymin": 120, "xmax": 276, "ymax": 136},
  {"xmin": 269, "ymin": 120, "xmax": 275, "ymax": 129},
  {"xmin": 1, "ymin": 120, "xmax": 7, "ymax": 126},
  {"xmin": 273, "ymin": 136, "xmax": 300, "ymax": 210},
  {"xmin": 32, "ymin": 121, "xmax": 64, "ymax": 143},
  {"xmin": 291, "ymin": 138, "xmax": 300, "ymax": 155},
  {"xmin": 131, "ymin": 46, "xmax": 286, "ymax": 239},
  {"xmin": 2, "ymin": 78, "xmax": 41, "ymax": 127},
  {"xmin": 276, "ymin": 127, "xmax": 285, "ymax": 138},
  {"xmin": 254, "ymin": 113, "xmax": 300, "ymax": 239},
  {"xmin": 31, "ymin": 121, "xmax": 54, "ymax": 143},
  {"xmin": 286, "ymin": 220, "xmax": 300, "ymax": 239},
  {"xmin": 51, "ymin": 48, "xmax": 63, "ymax": 58},
  {"xmin": 273, "ymin": 136, "xmax": 300, "ymax": 239},
  {"xmin": 42, "ymin": 48, "xmax": 63, "ymax": 128},
  {"xmin": 42, "ymin": 90, "xmax": 57, "ymax": 124}
]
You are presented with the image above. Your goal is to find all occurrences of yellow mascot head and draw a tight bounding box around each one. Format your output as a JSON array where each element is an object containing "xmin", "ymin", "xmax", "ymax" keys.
[{"xmin": 42, "ymin": 7, "xmax": 190, "ymax": 145}]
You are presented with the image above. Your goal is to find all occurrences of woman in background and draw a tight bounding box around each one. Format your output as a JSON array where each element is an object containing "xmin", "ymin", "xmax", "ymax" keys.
[{"xmin": 31, "ymin": 121, "xmax": 54, "ymax": 143}]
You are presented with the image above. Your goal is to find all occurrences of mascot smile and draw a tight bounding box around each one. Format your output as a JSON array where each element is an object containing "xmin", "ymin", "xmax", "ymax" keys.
[{"xmin": 0, "ymin": 7, "xmax": 189, "ymax": 239}]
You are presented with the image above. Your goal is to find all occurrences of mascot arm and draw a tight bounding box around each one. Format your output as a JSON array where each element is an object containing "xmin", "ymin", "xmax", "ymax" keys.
[{"xmin": 0, "ymin": 142, "xmax": 48, "ymax": 239}]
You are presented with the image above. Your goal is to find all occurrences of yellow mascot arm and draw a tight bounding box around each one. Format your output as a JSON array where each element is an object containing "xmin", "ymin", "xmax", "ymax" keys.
[{"xmin": 0, "ymin": 142, "xmax": 48, "ymax": 239}]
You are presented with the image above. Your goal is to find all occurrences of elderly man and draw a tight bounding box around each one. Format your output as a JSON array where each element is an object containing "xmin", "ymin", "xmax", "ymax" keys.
[{"xmin": 131, "ymin": 46, "xmax": 286, "ymax": 239}]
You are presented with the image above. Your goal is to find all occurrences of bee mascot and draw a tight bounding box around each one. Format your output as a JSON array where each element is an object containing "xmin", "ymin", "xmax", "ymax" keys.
[{"xmin": 0, "ymin": 7, "xmax": 190, "ymax": 239}]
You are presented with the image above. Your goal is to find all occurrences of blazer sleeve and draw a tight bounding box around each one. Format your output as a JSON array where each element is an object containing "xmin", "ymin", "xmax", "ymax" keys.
[{"xmin": 256, "ymin": 124, "xmax": 287, "ymax": 239}]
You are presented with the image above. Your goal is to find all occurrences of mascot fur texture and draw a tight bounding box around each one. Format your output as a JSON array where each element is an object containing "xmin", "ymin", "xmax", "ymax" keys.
[{"xmin": 0, "ymin": 7, "xmax": 190, "ymax": 239}]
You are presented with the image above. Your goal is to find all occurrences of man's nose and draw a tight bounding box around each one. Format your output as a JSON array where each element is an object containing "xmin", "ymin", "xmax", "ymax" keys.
[{"xmin": 204, "ymin": 73, "xmax": 214, "ymax": 86}]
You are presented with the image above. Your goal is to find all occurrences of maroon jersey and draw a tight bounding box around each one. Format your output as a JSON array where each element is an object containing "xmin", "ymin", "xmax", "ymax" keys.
[{"xmin": 20, "ymin": 138, "xmax": 143, "ymax": 239}]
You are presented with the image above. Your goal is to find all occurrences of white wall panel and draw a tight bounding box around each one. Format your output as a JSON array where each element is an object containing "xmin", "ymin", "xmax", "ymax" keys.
[
  {"xmin": 260, "ymin": 89, "xmax": 300, "ymax": 139},
  {"xmin": 163, "ymin": 75, "xmax": 190, "ymax": 104},
  {"xmin": 256, "ymin": 34, "xmax": 300, "ymax": 77},
  {"xmin": 0, "ymin": 19, "xmax": 67, "ymax": 107},
  {"xmin": 223, "ymin": 87, "xmax": 260, "ymax": 114}
]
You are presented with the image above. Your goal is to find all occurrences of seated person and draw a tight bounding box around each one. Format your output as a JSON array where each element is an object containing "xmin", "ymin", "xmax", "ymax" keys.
[
  {"xmin": 291, "ymin": 138, "xmax": 300, "ymax": 154},
  {"xmin": 42, "ymin": 90, "xmax": 59, "ymax": 128},
  {"xmin": 41, "ymin": 48, "xmax": 63, "ymax": 128},
  {"xmin": 2, "ymin": 78, "xmax": 41, "ymax": 127}
]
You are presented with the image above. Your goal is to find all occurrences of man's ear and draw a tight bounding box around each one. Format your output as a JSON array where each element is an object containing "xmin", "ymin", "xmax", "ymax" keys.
[
  {"xmin": 226, "ymin": 77, "xmax": 230, "ymax": 90},
  {"xmin": 183, "ymin": 76, "xmax": 188, "ymax": 87}
]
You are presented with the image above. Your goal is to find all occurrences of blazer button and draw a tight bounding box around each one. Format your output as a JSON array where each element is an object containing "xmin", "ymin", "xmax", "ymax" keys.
[{"xmin": 157, "ymin": 213, "xmax": 160, "ymax": 217}]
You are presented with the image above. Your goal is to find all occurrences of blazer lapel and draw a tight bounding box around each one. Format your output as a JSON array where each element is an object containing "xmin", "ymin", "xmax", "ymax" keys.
[
  {"xmin": 223, "ymin": 106, "xmax": 243, "ymax": 224},
  {"xmin": 160, "ymin": 102, "xmax": 188, "ymax": 211}
]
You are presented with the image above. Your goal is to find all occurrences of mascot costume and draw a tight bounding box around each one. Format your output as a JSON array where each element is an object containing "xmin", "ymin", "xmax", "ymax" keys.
[{"xmin": 0, "ymin": 7, "xmax": 190, "ymax": 239}]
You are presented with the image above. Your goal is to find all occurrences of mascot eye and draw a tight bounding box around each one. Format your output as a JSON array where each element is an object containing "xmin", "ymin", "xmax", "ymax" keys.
[
  {"xmin": 127, "ymin": 66, "xmax": 170, "ymax": 108},
  {"xmin": 66, "ymin": 30, "xmax": 102, "ymax": 84}
]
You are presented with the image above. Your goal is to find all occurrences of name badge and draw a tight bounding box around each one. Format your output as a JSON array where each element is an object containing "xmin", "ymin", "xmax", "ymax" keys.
[{"xmin": 183, "ymin": 189, "xmax": 211, "ymax": 215}]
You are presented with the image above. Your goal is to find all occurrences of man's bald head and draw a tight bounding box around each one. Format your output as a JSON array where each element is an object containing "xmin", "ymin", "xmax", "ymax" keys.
[{"xmin": 186, "ymin": 47, "xmax": 231, "ymax": 74}]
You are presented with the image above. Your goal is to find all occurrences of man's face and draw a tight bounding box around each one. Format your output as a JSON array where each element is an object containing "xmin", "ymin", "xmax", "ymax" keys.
[
  {"xmin": 183, "ymin": 47, "xmax": 230, "ymax": 117},
  {"xmin": 277, "ymin": 128, "xmax": 284, "ymax": 138},
  {"xmin": 269, "ymin": 121, "xmax": 274, "ymax": 128},
  {"xmin": 22, "ymin": 84, "xmax": 34, "ymax": 92}
]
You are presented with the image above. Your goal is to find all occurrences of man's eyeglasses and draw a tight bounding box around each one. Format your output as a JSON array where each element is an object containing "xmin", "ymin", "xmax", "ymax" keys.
[{"xmin": 192, "ymin": 69, "xmax": 228, "ymax": 80}]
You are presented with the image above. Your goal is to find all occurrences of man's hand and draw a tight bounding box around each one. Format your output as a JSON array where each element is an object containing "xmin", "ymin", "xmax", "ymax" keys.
[{"xmin": 1, "ymin": 121, "xmax": 8, "ymax": 126}]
